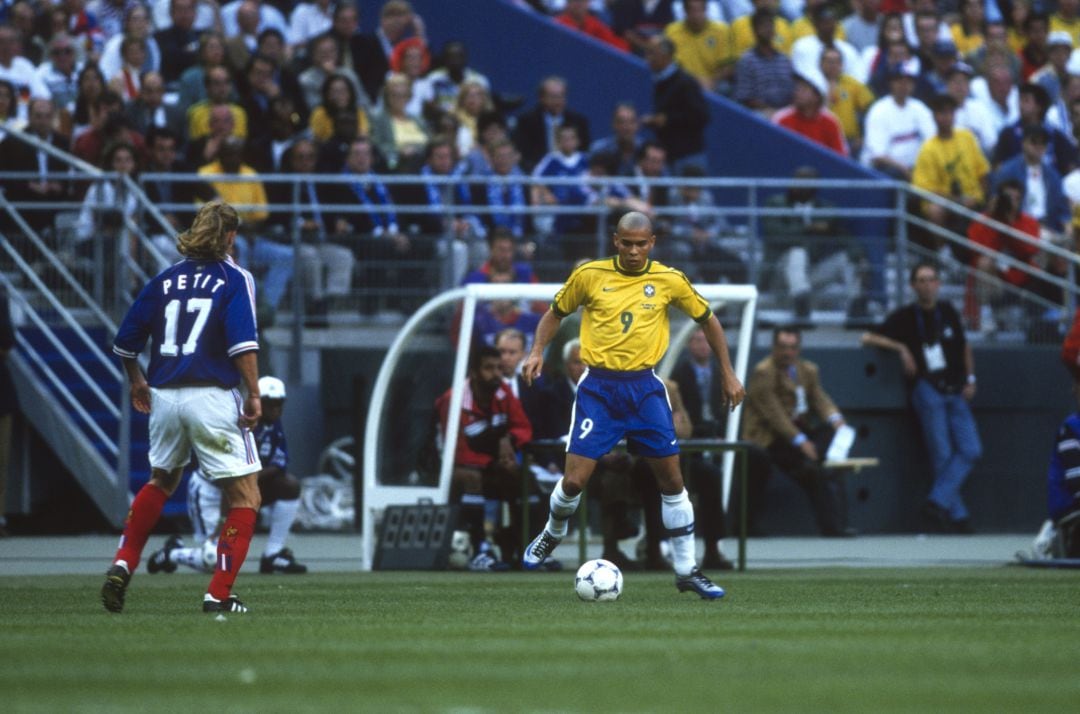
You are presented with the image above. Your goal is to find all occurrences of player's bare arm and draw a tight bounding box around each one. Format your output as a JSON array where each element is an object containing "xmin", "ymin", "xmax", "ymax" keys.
[
  {"xmin": 120, "ymin": 357, "xmax": 151, "ymax": 414},
  {"xmin": 233, "ymin": 351, "xmax": 261, "ymax": 427},
  {"xmin": 701, "ymin": 315, "xmax": 745, "ymax": 410},
  {"xmin": 522, "ymin": 309, "xmax": 563, "ymax": 385}
]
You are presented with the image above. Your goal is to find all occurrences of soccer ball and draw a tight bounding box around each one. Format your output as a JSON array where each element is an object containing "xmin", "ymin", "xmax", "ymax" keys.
[
  {"xmin": 201, "ymin": 539, "xmax": 217, "ymax": 572},
  {"xmin": 574, "ymin": 558, "xmax": 623, "ymax": 602}
]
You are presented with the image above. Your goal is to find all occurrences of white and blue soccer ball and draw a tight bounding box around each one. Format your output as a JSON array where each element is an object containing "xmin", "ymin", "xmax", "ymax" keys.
[{"xmin": 574, "ymin": 558, "xmax": 623, "ymax": 602}]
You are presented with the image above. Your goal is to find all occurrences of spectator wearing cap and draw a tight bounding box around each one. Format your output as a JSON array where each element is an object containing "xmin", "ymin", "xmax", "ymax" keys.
[
  {"xmin": 911, "ymin": 93, "xmax": 989, "ymax": 237},
  {"xmin": 945, "ymin": 62, "xmax": 998, "ymax": 155},
  {"xmin": 917, "ymin": 38, "xmax": 959, "ymax": 102},
  {"xmin": 1031, "ymin": 31, "xmax": 1074, "ymax": 103},
  {"xmin": 773, "ymin": 65, "xmax": 848, "ymax": 156},
  {"xmin": 734, "ymin": 9, "xmax": 794, "ymax": 118},
  {"xmin": 992, "ymin": 82, "xmax": 1078, "ymax": 177},
  {"xmin": 1020, "ymin": 13, "xmax": 1051, "ymax": 81},
  {"xmin": 791, "ymin": 4, "xmax": 862, "ymax": 85},
  {"xmin": 949, "ymin": 0, "xmax": 986, "ymax": 57},
  {"xmin": 862, "ymin": 60, "xmax": 935, "ymax": 179},
  {"xmin": 642, "ymin": 35, "xmax": 710, "ymax": 172},
  {"xmin": 991, "ymin": 124, "xmax": 1071, "ymax": 233},
  {"xmin": 662, "ymin": 0, "xmax": 733, "ymax": 92},
  {"xmin": 821, "ymin": 46, "xmax": 875, "ymax": 159},
  {"xmin": 1051, "ymin": 0, "xmax": 1080, "ymax": 47}
]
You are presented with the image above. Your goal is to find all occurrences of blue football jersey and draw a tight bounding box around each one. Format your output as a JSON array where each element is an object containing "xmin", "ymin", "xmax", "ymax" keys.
[
  {"xmin": 113, "ymin": 257, "xmax": 259, "ymax": 388},
  {"xmin": 254, "ymin": 419, "xmax": 288, "ymax": 470}
]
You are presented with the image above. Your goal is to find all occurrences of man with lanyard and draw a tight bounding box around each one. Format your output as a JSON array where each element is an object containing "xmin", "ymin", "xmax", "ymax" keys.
[
  {"xmin": 862, "ymin": 261, "xmax": 981, "ymax": 533},
  {"xmin": 519, "ymin": 211, "xmax": 744, "ymax": 599}
]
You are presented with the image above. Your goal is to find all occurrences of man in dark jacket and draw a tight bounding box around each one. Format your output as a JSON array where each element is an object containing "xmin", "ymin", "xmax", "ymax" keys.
[
  {"xmin": 512, "ymin": 76, "xmax": 591, "ymax": 172},
  {"xmin": 641, "ymin": 36, "xmax": 709, "ymax": 172},
  {"xmin": 0, "ymin": 99, "xmax": 71, "ymax": 233}
]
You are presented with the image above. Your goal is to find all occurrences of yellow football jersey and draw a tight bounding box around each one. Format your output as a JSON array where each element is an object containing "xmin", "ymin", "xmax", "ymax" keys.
[{"xmin": 551, "ymin": 256, "xmax": 712, "ymax": 372}]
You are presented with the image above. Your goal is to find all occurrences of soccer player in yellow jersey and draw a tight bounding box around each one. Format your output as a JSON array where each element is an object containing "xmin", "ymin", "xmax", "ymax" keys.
[{"xmin": 520, "ymin": 212, "xmax": 745, "ymax": 599}]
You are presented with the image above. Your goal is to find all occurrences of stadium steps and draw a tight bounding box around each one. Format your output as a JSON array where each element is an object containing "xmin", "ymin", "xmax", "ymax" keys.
[{"xmin": 15, "ymin": 325, "xmax": 186, "ymax": 519}]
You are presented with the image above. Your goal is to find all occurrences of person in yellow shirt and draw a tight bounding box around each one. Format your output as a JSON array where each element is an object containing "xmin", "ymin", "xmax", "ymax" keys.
[
  {"xmin": 1051, "ymin": 0, "xmax": 1080, "ymax": 47},
  {"xmin": 821, "ymin": 46, "xmax": 875, "ymax": 158},
  {"xmin": 951, "ymin": 0, "xmax": 986, "ymax": 56},
  {"xmin": 1007, "ymin": 0, "xmax": 1030, "ymax": 55},
  {"xmin": 187, "ymin": 66, "xmax": 248, "ymax": 141},
  {"xmin": 732, "ymin": 0, "xmax": 792, "ymax": 58},
  {"xmin": 912, "ymin": 94, "xmax": 990, "ymax": 235},
  {"xmin": 198, "ymin": 137, "xmax": 293, "ymax": 309},
  {"xmin": 663, "ymin": 0, "xmax": 733, "ymax": 92},
  {"xmin": 518, "ymin": 211, "xmax": 744, "ymax": 599}
]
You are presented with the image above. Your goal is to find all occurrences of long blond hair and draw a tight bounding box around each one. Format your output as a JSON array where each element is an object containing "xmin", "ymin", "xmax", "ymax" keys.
[{"xmin": 176, "ymin": 200, "xmax": 240, "ymax": 260}]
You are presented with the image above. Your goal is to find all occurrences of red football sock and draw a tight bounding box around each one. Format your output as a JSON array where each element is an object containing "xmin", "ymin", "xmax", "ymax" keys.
[
  {"xmin": 207, "ymin": 508, "xmax": 257, "ymax": 600},
  {"xmin": 113, "ymin": 483, "xmax": 169, "ymax": 571}
]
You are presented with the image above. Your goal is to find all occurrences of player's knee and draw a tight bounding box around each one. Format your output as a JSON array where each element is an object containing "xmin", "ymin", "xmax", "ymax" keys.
[
  {"xmin": 281, "ymin": 474, "xmax": 301, "ymax": 500},
  {"xmin": 150, "ymin": 468, "xmax": 183, "ymax": 495},
  {"xmin": 259, "ymin": 473, "xmax": 301, "ymax": 502},
  {"xmin": 452, "ymin": 467, "xmax": 483, "ymax": 495}
]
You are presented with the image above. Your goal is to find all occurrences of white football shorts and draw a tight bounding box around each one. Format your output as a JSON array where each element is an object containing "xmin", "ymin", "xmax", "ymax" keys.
[{"xmin": 148, "ymin": 385, "xmax": 261, "ymax": 480}]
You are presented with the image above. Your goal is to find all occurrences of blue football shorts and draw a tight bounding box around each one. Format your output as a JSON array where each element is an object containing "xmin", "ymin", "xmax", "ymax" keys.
[{"xmin": 567, "ymin": 367, "xmax": 679, "ymax": 460}]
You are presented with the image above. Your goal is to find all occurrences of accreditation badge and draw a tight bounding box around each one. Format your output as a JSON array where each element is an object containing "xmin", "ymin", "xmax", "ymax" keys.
[{"xmin": 922, "ymin": 343, "xmax": 946, "ymax": 373}]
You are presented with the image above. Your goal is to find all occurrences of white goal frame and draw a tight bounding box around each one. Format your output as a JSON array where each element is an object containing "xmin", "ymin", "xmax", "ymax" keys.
[{"xmin": 361, "ymin": 282, "xmax": 758, "ymax": 570}]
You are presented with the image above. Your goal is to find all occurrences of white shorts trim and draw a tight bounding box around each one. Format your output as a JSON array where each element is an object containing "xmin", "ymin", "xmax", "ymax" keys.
[{"xmin": 148, "ymin": 386, "xmax": 262, "ymax": 479}]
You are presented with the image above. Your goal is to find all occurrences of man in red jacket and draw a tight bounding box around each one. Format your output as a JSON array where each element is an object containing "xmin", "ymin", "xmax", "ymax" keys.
[{"xmin": 435, "ymin": 345, "xmax": 533, "ymax": 570}]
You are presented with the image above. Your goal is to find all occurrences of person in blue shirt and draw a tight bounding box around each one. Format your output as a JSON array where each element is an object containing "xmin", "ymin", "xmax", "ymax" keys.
[{"xmin": 101, "ymin": 200, "xmax": 263, "ymax": 615}]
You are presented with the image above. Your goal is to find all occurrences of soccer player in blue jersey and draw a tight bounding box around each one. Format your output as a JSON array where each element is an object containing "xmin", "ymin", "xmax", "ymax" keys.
[
  {"xmin": 520, "ymin": 211, "xmax": 745, "ymax": 599},
  {"xmin": 101, "ymin": 200, "xmax": 264, "ymax": 614}
]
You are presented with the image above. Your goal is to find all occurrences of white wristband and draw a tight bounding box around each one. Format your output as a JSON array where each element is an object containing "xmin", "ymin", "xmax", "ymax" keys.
[{"xmin": 966, "ymin": 374, "xmax": 976, "ymax": 385}]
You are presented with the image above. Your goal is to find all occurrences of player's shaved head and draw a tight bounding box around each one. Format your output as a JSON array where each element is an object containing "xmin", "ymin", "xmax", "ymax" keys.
[{"xmin": 617, "ymin": 211, "xmax": 652, "ymax": 234}]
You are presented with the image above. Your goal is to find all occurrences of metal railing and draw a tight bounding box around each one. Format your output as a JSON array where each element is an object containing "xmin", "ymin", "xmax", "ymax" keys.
[{"xmin": 3, "ymin": 168, "xmax": 1076, "ymax": 367}]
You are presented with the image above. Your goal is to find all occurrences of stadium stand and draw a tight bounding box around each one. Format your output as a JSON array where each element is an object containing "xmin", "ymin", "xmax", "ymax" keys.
[{"xmin": 1, "ymin": 0, "xmax": 1079, "ymax": 537}]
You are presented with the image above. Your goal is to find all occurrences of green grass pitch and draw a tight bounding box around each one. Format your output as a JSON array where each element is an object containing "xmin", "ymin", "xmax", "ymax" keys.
[{"xmin": 2, "ymin": 568, "xmax": 1078, "ymax": 713}]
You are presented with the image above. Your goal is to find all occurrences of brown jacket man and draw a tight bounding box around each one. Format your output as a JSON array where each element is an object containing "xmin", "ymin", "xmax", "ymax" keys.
[
  {"xmin": 743, "ymin": 356, "xmax": 841, "ymax": 450},
  {"xmin": 740, "ymin": 326, "xmax": 852, "ymax": 536}
]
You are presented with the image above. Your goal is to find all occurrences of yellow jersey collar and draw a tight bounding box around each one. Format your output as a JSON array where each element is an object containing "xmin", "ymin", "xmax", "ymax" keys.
[{"xmin": 613, "ymin": 256, "xmax": 652, "ymax": 276}]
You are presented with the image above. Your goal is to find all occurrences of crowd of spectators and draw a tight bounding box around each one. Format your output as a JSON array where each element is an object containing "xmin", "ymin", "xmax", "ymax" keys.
[{"xmin": 0, "ymin": 0, "xmax": 1074, "ymax": 330}]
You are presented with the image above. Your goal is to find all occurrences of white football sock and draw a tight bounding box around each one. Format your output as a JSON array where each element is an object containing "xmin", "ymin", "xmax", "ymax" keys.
[
  {"xmin": 171, "ymin": 546, "xmax": 209, "ymax": 572},
  {"xmin": 662, "ymin": 489, "xmax": 696, "ymax": 576},
  {"xmin": 263, "ymin": 498, "xmax": 300, "ymax": 557},
  {"xmin": 546, "ymin": 478, "xmax": 580, "ymax": 538}
]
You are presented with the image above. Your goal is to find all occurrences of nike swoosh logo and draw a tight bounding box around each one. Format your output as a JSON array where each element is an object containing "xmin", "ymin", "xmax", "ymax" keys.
[
  {"xmin": 670, "ymin": 439, "xmax": 678, "ymax": 445},
  {"xmin": 602, "ymin": 287, "xmax": 617, "ymax": 292}
]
